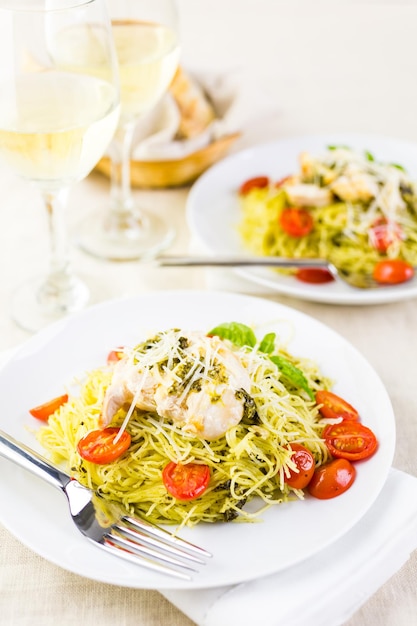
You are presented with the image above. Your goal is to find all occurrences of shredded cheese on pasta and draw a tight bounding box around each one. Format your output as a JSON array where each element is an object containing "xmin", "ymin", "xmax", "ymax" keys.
[
  {"xmin": 238, "ymin": 147, "xmax": 417, "ymax": 278},
  {"xmin": 37, "ymin": 327, "xmax": 332, "ymax": 528}
]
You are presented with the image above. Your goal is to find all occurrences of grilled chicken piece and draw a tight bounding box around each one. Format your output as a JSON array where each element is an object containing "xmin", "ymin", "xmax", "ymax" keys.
[
  {"xmin": 100, "ymin": 331, "xmax": 252, "ymax": 440},
  {"xmin": 284, "ymin": 183, "xmax": 333, "ymax": 207},
  {"xmin": 330, "ymin": 164, "xmax": 379, "ymax": 202}
]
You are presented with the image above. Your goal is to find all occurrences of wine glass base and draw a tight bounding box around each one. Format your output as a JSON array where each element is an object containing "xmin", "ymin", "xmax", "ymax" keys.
[
  {"xmin": 11, "ymin": 275, "xmax": 90, "ymax": 333},
  {"xmin": 76, "ymin": 207, "xmax": 175, "ymax": 261}
]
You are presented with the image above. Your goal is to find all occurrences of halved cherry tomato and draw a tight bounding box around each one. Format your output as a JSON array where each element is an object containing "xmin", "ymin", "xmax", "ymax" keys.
[
  {"xmin": 372, "ymin": 259, "xmax": 414, "ymax": 285},
  {"xmin": 162, "ymin": 462, "xmax": 210, "ymax": 501},
  {"xmin": 323, "ymin": 422, "xmax": 378, "ymax": 461},
  {"xmin": 308, "ymin": 458, "xmax": 356, "ymax": 499},
  {"xmin": 107, "ymin": 347, "xmax": 125, "ymax": 364},
  {"xmin": 295, "ymin": 268, "xmax": 335, "ymax": 284},
  {"xmin": 316, "ymin": 390, "xmax": 359, "ymax": 421},
  {"xmin": 77, "ymin": 427, "xmax": 131, "ymax": 465},
  {"xmin": 279, "ymin": 207, "xmax": 314, "ymax": 237},
  {"xmin": 284, "ymin": 443, "xmax": 315, "ymax": 489},
  {"xmin": 29, "ymin": 394, "xmax": 68, "ymax": 421},
  {"xmin": 239, "ymin": 176, "xmax": 270, "ymax": 195},
  {"xmin": 369, "ymin": 217, "xmax": 403, "ymax": 252},
  {"xmin": 275, "ymin": 175, "xmax": 292, "ymax": 188}
]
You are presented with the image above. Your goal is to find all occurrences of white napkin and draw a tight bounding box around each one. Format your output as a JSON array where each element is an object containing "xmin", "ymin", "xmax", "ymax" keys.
[
  {"xmin": 161, "ymin": 468, "xmax": 417, "ymax": 626},
  {"xmin": 131, "ymin": 67, "xmax": 278, "ymax": 161}
]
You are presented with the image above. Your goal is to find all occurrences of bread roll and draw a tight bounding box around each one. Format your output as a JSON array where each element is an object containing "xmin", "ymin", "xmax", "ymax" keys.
[{"xmin": 169, "ymin": 67, "xmax": 216, "ymax": 139}]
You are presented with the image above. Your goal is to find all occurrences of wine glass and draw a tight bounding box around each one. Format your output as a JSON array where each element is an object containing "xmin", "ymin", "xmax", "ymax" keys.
[
  {"xmin": 0, "ymin": 0, "xmax": 120, "ymax": 332},
  {"xmin": 76, "ymin": 0, "xmax": 181, "ymax": 261}
]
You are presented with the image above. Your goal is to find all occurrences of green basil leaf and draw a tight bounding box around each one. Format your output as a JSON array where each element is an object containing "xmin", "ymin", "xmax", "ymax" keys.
[
  {"xmin": 327, "ymin": 144, "xmax": 350, "ymax": 151},
  {"xmin": 390, "ymin": 162, "xmax": 406, "ymax": 172},
  {"xmin": 259, "ymin": 332, "xmax": 276, "ymax": 354},
  {"xmin": 270, "ymin": 355, "xmax": 314, "ymax": 400},
  {"xmin": 208, "ymin": 322, "xmax": 257, "ymax": 348},
  {"xmin": 364, "ymin": 150, "xmax": 374, "ymax": 162}
]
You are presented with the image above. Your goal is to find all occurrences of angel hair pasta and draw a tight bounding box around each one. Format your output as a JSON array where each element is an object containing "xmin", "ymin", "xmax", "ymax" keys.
[
  {"xmin": 37, "ymin": 322, "xmax": 333, "ymax": 528},
  {"xmin": 238, "ymin": 146, "xmax": 417, "ymax": 281}
]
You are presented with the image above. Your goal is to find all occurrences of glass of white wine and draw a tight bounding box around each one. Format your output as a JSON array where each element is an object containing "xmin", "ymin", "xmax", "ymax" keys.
[
  {"xmin": 76, "ymin": 0, "xmax": 181, "ymax": 261},
  {"xmin": 0, "ymin": 0, "xmax": 120, "ymax": 332}
]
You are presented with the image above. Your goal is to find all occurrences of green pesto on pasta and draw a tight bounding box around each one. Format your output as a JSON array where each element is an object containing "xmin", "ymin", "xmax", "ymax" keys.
[
  {"xmin": 238, "ymin": 147, "xmax": 417, "ymax": 280},
  {"xmin": 37, "ymin": 323, "xmax": 333, "ymax": 528}
]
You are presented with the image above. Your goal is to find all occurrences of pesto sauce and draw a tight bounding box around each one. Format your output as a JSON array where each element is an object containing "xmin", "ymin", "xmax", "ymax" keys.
[
  {"xmin": 235, "ymin": 388, "xmax": 259, "ymax": 424},
  {"xmin": 168, "ymin": 351, "xmax": 230, "ymax": 399}
]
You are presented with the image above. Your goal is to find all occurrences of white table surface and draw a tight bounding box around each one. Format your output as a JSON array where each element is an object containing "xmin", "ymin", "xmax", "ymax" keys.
[{"xmin": 1, "ymin": 1, "xmax": 417, "ymax": 625}]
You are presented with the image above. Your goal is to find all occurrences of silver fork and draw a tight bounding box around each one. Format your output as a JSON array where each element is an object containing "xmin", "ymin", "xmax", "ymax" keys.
[
  {"xmin": 0, "ymin": 429, "xmax": 212, "ymax": 580},
  {"xmin": 155, "ymin": 255, "xmax": 382, "ymax": 289}
]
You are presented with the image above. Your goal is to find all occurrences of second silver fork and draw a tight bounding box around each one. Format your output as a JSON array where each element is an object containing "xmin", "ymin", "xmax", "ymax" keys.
[{"xmin": 155, "ymin": 255, "xmax": 383, "ymax": 289}]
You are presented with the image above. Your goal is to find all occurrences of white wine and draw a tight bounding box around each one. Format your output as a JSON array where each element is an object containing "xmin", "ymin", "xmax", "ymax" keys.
[
  {"xmin": 112, "ymin": 20, "xmax": 180, "ymax": 122},
  {"xmin": 0, "ymin": 71, "xmax": 119, "ymax": 188},
  {"xmin": 50, "ymin": 20, "xmax": 179, "ymax": 125}
]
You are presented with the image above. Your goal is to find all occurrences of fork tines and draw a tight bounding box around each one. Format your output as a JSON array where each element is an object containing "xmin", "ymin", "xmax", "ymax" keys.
[{"xmin": 100, "ymin": 514, "xmax": 212, "ymax": 580}]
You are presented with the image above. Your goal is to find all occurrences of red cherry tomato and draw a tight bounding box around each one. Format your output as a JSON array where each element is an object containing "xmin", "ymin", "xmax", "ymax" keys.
[
  {"xmin": 284, "ymin": 444, "xmax": 316, "ymax": 489},
  {"xmin": 107, "ymin": 347, "xmax": 125, "ymax": 364},
  {"xmin": 322, "ymin": 422, "xmax": 378, "ymax": 461},
  {"xmin": 295, "ymin": 268, "xmax": 335, "ymax": 284},
  {"xmin": 308, "ymin": 458, "xmax": 356, "ymax": 499},
  {"xmin": 279, "ymin": 207, "xmax": 314, "ymax": 237},
  {"xmin": 239, "ymin": 176, "xmax": 270, "ymax": 195},
  {"xmin": 369, "ymin": 218, "xmax": 403, "ymax": 252},
  {"xmin": 77, "ymin": 427, "xmax": 131, "ymax": 465},
  {"xmin": 275, "ymin": 175, "xmax": 292, "ymax": 188},
  {"xmin": 162, "ymin": 462, "xmax": 211, "ymax": 501},
  {"xmin": 372, "ymin": 259, "xmax": 414, "ymax": 285},
  {"xmin": 29, "ymin": 394, "xmax": 69, "ymax": 421},
  {"xmin": 316, "ymin": 390, "xmax": 359, "ymax": 421}
]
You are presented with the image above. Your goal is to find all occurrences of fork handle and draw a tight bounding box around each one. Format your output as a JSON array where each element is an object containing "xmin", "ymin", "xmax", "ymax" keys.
[
  {"xmin": 156, "ymin": 255, "xmax": 331, "ymax": 269},
  {"xmin": 0, "ymin": 429, "xmax": 71, "ymax": 491}
]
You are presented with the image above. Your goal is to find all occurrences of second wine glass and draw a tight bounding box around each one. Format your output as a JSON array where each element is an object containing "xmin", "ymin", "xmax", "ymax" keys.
[{"xmin": 77, "ymin": 0, "xmax": 181, "ymax": 261}]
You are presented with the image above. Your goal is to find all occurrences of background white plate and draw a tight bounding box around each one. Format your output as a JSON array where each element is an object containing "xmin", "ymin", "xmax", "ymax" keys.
[
  {"xmin": 186, "ymin": 133, "xmax": 417, "ymax": 305},
  {"xmin": 0, "ymin": 291, "xmax": 395, "ymax": 589}
]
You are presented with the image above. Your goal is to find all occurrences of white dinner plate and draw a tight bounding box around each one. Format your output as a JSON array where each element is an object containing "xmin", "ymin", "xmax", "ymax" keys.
[
  {"xmin": 0, "ymin": 291, "xmax": 395, "ymax": 589},
  {"xmin": 186, "ymin": 133, "xmax": 417, "ymax": 305}
]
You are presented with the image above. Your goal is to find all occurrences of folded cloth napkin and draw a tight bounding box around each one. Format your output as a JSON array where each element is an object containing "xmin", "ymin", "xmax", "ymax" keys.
[
  {"xmin": 130, "ymin": 66, "xmax": 278, "ymax": 161},
  {"xmin": 161, "ymin": 468, "xmax": 417, "ymax": 626}
]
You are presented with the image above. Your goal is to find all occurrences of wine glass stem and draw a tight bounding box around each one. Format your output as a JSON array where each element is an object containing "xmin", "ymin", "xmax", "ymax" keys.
[
  {"xmin": 40, "ymin": 188, "xmax": 74, "ymax": 307},
  {"xmin": 110, "ymin": 123, "xmax": 137, "ymax": 217}
]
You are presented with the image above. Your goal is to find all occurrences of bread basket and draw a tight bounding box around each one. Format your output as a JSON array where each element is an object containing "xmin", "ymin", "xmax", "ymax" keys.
[
  {"xmin": 95, "ymin": 131, "xmax": 240, "ymax": 189},
  {"xmin": 94, "ymin": 67, "xmax": 240, "ymax": 189}
]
